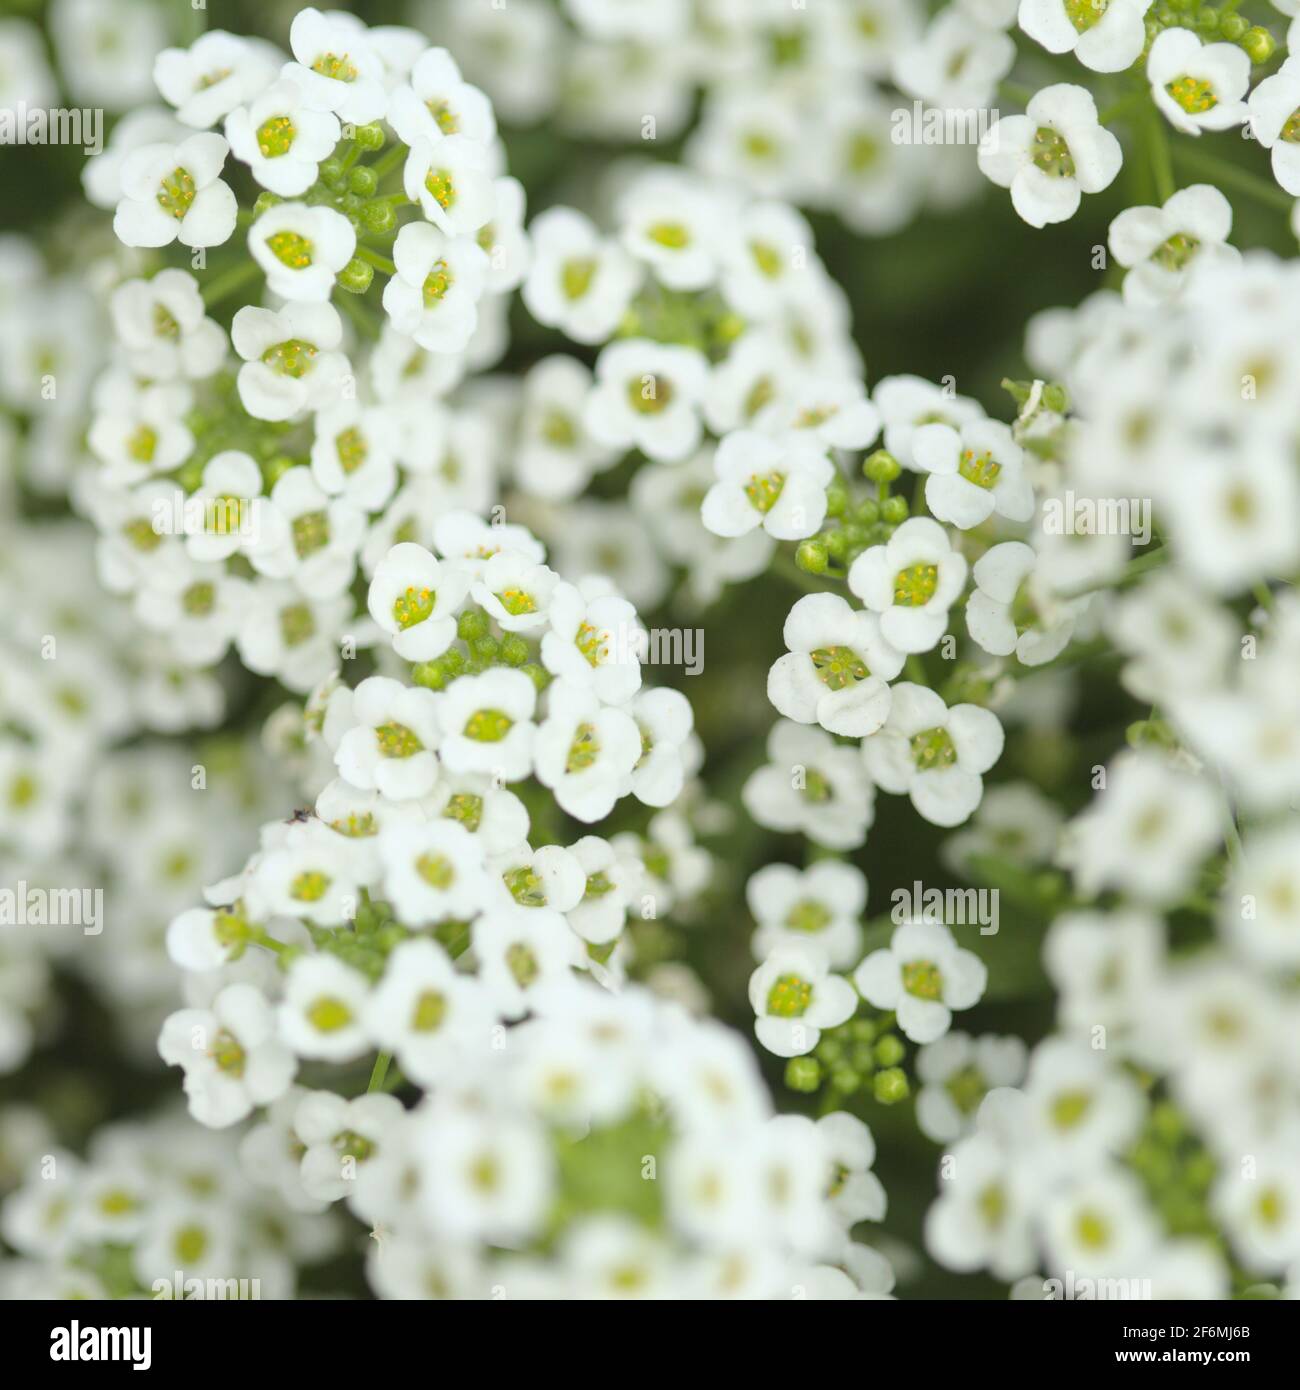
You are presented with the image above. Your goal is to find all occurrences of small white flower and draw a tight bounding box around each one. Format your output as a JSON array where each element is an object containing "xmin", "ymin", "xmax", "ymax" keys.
[
  {"xmin": 404, "ymin": 134, "xmax": 496, "ymax": 237},
  {"xmin": 861, "ymin": 682, "xmax": 1004, "ymax": 828},
  {"xmin": 153, "ymin": 29, "xmax": 280, "ymax": 128},
  {"xmin": 741, "ymin": 720, "xmax": 876, "ymax": 851},
  {"xmin": 387, "ymin": 45, "xmax": 497, "ymax": 147},
  {"xmin": 278, "ymin": 954, "xmax": 372, "ymax": 1062},
  {"xmin": 749, "ymin": 946, "xmax": 857, "ymax": 1057},
  {"xmin": 912, "ymin": 419, "xmax": 1034, "ymax": 529},
  {"xmin": 246, "ymin": 465, "xmax": 364, "ymax": 598},
  {"xmin": 894, "ymin": 8, "xmax": 1016, "ymax": 108},
  {"xmin": 470, "ymin": 550, "xmax": 560, "ymax": 633},
  {"xmin": 236, "ymin": 582, "xmax": 351, "ymax": 694},
  {"xmin": 540, "ymin": 580, "xmax": 642, "ymax": 705},
  {"xmin": 378, "ymin": 818, "xmax": 491, "ymax": 923},
  {"xmin": 382, "ymin": 220, "xmax": 489, "ymax": 353},
  {"xmin": 718, "ymin": 201, "xmax": 817, "ymax": 321},
  {"xmin": 755, "ymin": 378, "xmax": 883, "ymax": 454},
  {"xmin": 474, "ymin": 903, "xmax": 581, "ymax": 1019},
  {"xmin": 701, "ymin": 429, "xmax": 835, "ymax": 541},
  {"xmin": 1108, "ymin": 183, "xmax": 1239, "ymax": 305},
  {"xmin": 114, "ymin": 131, "xmax": 238, "ymax": 249},
  {"xmin": 848, "ymin": 517, "xmax": 969, "ymax": 654},
  {"xmin": 336, "ymin": 675, "xmax": 442, "ymax": 801},
  {"xmin": 1250, "ymin": 54, "xmax": 1300, "ymax": 196},
  {"xmin": 87, "ymin": 373, "xmax": 194, "ymax": 485},
  {"xmin": 491, "ymin": 843, "xmax": 586, "ymax": 914},
  {"xmin": 1017, "ymin": 0, "xmax": 1152, "ymax": 73},
  {"xmin": 817, "ymin": 1112, "xmax": 886, "ymax": 1226},
  {"xmin": 854, "ymin": 919, "xmax": 988, "ymax": 1044},
  {"xmin": 225, "ymin": 76, "xmax": 342, "ymax": 197},
  {"xmin": 249, "ymin": 202, "xmax": 356, "ymax": 303},
  {"xmin": 436, "ymin": 669, "xmax": 538, "ymax": 782},
  {"xmin": 873, "ymin": 374, "xmax": 986, "ymax": 470},
  {"xmin": 367, "ymin": 541, "xmax": 470, "ymax": 662},
  {"xmin": 915, "ymin": 1032, "xmax": 1028, "ymax": 1143},
  {"xmin": 534, "ymin": 680, "xmax": 641, "ymax": 823},
  {"xmin": 978, "ymin": 84, "xmax": 1122, "ymax": 228},
  {"xmin": 583, "ymin": 339, "xmax": 711, "ymax": 464},
  {"xmin": 617, "ymin": 170, "xmax": 726, "ymax": 291},
  {"xmin": 477, "ymin": 176, "xmax": 532, "ymax": 293},
  {"xmin": 248, "ymin": 820, "xmax": 364, "ymax": 926},
  {"xmin": 1042, "ymin": 1165, "xmax": 1160, "ymax": 1278},
  {"xmin": 623, "ymin": 687, "xmax": 695, "ymax": 809},
  {"xmin": 1147, "ymin": 28, "xmax": 1250, "ymax": 135},
  {"xmin": 967, "ymin": 541, "xmax": 1079, "ymax": 666},
  {"xmin": 295, "ymin": 1090, "xmax": 404, "ymax": 1203},
  {"xmin": 522, "ymin": 206, "xmax": 643, "ymax": 345},
  {"xmin": 158, "ymin": 984, "xmax": 295, "ymax": 1128},
  {"xmin": 748, "ymin": 860, "xmax": 867, "ymax": 970},
  {"xmin": 231, "ymin": 302, "xmax": 350, "ymax": 421},
  {"xmin": 767, "ymin": 592, "xmax": 905, "ymax": 738},
  {"xmin": 282, "ymin": 6, "xmax": 387, "ymax": 125},
  {"xmin": 565, "ymin": 835, "xmax": 644, "ymax": 945},
  {"xmin": 110, "ymin": 269, "xmax": 226, "ymax": 380},
  {"xmin": 310, "ymin": 400, "xmax": 400, "ymax": 511}
]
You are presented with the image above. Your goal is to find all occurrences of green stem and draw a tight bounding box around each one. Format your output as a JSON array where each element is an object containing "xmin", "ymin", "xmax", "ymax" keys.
[
  {"xmin": 1147, "ymin": 107, "xmax": 1176, "ymax": 204},
  {"xmin": 1170, "ymin": 143, "xmax": 1292, "ymax": 212},
  {"xmin": 905, "ymin": 655, "xmax": 928, "ymax": 685},
  {"xmin": 369, "ymin": 143, "xmax": 407, "ymax": 181},
  {"xmin": 1063, "ymin": 545, "xmax": 1169, "ymax": 599},
  {"xmin": 997, "ymin": 81, "xmax": 1035, "ymax": 108},
  {"xmin": 201, "ymin": 259, "xmax": 263, "ymax": 308},
  {"xmin": 354, "ymin": 246, "xmax": 396, "ymax": 275},
  {"xmin": 367, "ymin": 1051, "xmax": 392, "ymax": 1093},
  {"xmin": 773, "ymin": 551, "xmax": 844, "ymax": 593}
]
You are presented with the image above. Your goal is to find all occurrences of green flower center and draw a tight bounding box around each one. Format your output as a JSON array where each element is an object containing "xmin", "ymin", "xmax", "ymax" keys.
[
  {"xmin": 958, "ymin": 448, "xmax": 1001, "ymax": 490},
  {"xmin": 542, "ymin": 409, "xmax": 577, "ymax": 447},
  {"xmin": 1166, "ymin": 76, "xmax": 1217, "ymax": 116},
  {"xmin": 744, "ymin": 470, "xmax": 786, "ymax": 513},
  {"xmin": 256, "ymin": 114, "xmax": 296, "ymax": 158},
  {"xmin": 785, "ymin": 898, "xmax": 831, "ymax": 933},
  {"xmin": 1031, "ymin": 127, "xmax": 1075, "ymax": 179},
  {"xmin": 894, "ymin": 562, "xmax": 938, "ymax": 606},
  {"xmin": 290, "ymin": 870, "xmax": 330, "ymax": 902},
  {"xmin": 507, "ymin": 942, "xmax": 540, "ymax": 986},
  {"xmin": 208, "ymin": 1028, "xmax": 246, "ymax": 1076},
  {"xmin": 978, "ymin": 1182, "xmax": 1006, "ymax": 1229},
  {"xmin": 393, "ymin": 585, "xmax": 434, "ymax": 629},
  {"xmin": 585, "ymin": 870, "xmax": 615, "ymax": 898},
  {"xmin": 174, "ymin": 1225, "xmax": 209, "ymax": 1264},
  {"xmin": 157, "ymin": 167, "xmax": 196, "ymax": 220},
  {"xmin": 1064, "ymin": 0, "xmax": 1107, "ymax": 31},
  {"xmin": 910, "ymin": 725, "xmax": 957, "ymax": 770},
  {"xmin": 902, "ymin": 959, "xmax": 943, "ymax": 1001},
  {"xmin": 626, "ymin": 376, "xmax": 674, "ymax": 415},
  {"xmin": 411, "ymin": 989, "xmax": 448, "ymax": 1031},
  {"xmin": 496, "ymin": 586, "xmax": 537, "ymax": 616},
  {"xmin": 311, "ymin": 52, "xmax": 357, "ymax": 82},
  {"xmin": 292, "ymin": 509, "xmax": 330, "ymax": 557},
  {"xmin": 1075, "ymin": 1208, "xmax": 1110, "ymax": 1249},
  {"xmin": 306, "ymin": 996, "xmax": 353, "ymax": 1032},
  {"xmin": 423, "ymin": 260, "xmax": 454, "ymax": 305},
  {"xmin": 182, "ymin": 581, "xmax": 215, "ymax": 616},
  {"xmin": 417, "ymin": 852, "xmax": 454, "ymax": 888},
  {"xmin": 266, "ymin": 230, "xmax": 314, "ymax": 270},
  {"xmin": 1283, "ymin": 106, "xmax": 1300, "ymax": 143},
  {"xmin": 566, "ymin": 722, "xmax": 601, "ymax": 773},
  {"xmin": 127, "ymin": 425, "xmax": 157, "ymax": 463},
  {"xmin": 444, "ymin": 792, "xmax": 483, "ymax": 831},
  {"xmin": 280, "ymin": 602, "xmax": 315, "ymax": 647},
  {"xmin": 336, "ymin": 427, "xmax": 368, "ymax": 473},
  {"xmin": 8, "ymin": 773, "xmax": 36, "ymax": 808},
  {"xmin": 646, "ymin": 221, "xmax": 691, "ymax": 249},
  {"xmin": 576, "ymin": 620, "xmax": 606, "ymax": 667},
  {"xmin": 1151, "ymin": 232, "xmax": 1199, "ymax": 271},
  {"xmin": 464, "ymin": 708, "xmax": 513, "ymax": 742},
  {"xmin": 376, "ymin": 721, "xmax": 423, "ymax": 758},
  {"xmin": 262, "ymin": 338, "xmax": 319, "ymax": 378},
  {"xmin": 847, "ymin": 131, "xmax": 879, "ymax": 173},
  {"xmin": 426, "ymin": 99, "xmax": 459, "ymax": 134},
  {"xmin": 122, "ymin": 518, "xmax": 162, "ymax": 551},
  {"xmin": 802, "ymin": 768, "xmax": 832, "ymax": 802},
  {"xmin": 946, "ymin": 1065, "xmax": 987, "ymax": 1115},
  {"xmin": 504, "ymin": 867, "xmax": 547, "ymax": 907},
  {"xmin": 424, "ymin": 169, "xmax": 456, "ymax": 210},
  {"xmin": 1050, "ymin": 1089, "xmax": 1093, "ymax": 1130},
  {"xmin": 766, "ymin": 973, "xmax": 813, "ymax": 1018},
  {"xmin": 811, "ymin": 645, "xmax": 867, "ymax": 690},
  {"xmin": 153, "ymin": 303, "xmax": 180, "ymax": 339},
  {"xmin": 561, "ymin": 257, "xmax": 597, "ymax": 300},
  {"xmin": 750, "ymin": 240, "xmax": 783, "ymax": 277}
]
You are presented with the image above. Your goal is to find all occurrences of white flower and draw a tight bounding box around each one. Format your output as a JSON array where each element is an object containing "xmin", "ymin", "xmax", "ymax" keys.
[
  {"xmin": 474, "ymin": 903, "xmax": 581, "ymax": 1019},
  {"xmin": 749, "ymin": 947, "xmax": 857, "ymax": 1057},
  {"xmin": 310, "ymin": 400, "xmax": 400, "ymax": 511},
  {"xmin": 436, "ymin": 669, "xmax": 538, "ymax": 782},
  {"xmin": 861, "ymin": 683, "xmax": 1004, "ymax": 828},
  {"xmin": 231, "ymin": 302, "xmax": 350, "ymax": 421},
  {"xmin": 336, "ymin": 675, "xmax": 441, "ymax": 801},
  {"xmin": 133, "ymin": 558, "xmax": 252, "ymax": 667},
  {"xmin": 583, "ymin": 339, "xmax": 711, "ymax": 464},
  {"xmin": 912, "ymin": 419, "xmax": 1034, "ymax": 529},
  {"xmin": 236, "ymin": 582, "xmax": 351, "ymax": 694},
  {"xmin": 1108, "ymin": 184, "xmax": 1239, "ymax": 305},
  {"xmin": 1044, "ymin": 908, "xmax": 1164, "ymax": 1037},
  {"xmin": 427, "ymin": 773, "xmax": 531, "ymax": 856},
  {"xmin": 623, "ymin": 687, "xmax": 695, "ymax": 809},
  {"xmin": 278, "ymin": 954, "xmax": 372, "ymax": 1062},
  {"xmin": 491, "ymin": 843, "xmax": 586, "ymax": 914},
  {"xmin": 894, "ymin": 8, "xmax": 1016, "ymax": 108},
  {"xmin": 404, "ymin": 134, "xmax": 496, "ymax": 237},
  {"xmin": 109, "ymin": 269, "xmax": 226, "ymax": 380},
  {"xmin": 925, "ymin": 1130, "xmax": 1038, "ymax": 1280},
  {"xmin": 1147, "ymin": 28, "xmax": 1250, "ymax": 135},
  {"xmin": 282, "ymin": 6, "xmax": 387, "ymax": 125},
  {"xmin": 363, "ymin": 938, "xmax": 494, "ymax": 1085},
  {"xmin": 382, "ymin": 220, "xmax": 489, "ymax": 354},
  {"xmin": 618, "ymin": 170, "xmax": 726, "ymax": 291},
  {"xmin": 378, "ymin": 819, "xmax": 491, "ymax": 924},
  {"xmin": 535, "ymin": 680, "xmax": 641, "ymax": 823},
  {"xmin": 701, "ymin": 429, "xmax": 835, "ymax": 541},
  {"xmin": 1212, "ymin": 1150, "xmax": 1300, "ymax": 1274},
  {"xmin": 748, "ymin": 860, "xmax": 867, "ymax": 970},
  {"xmin": 248, "ymin": 202, "xmax": 355, "ymax": 303},
  {"xmin": 755, "ymin": 378, "xmax": 883, "ymax": 454},
  {"xmin": 246, "ymin": 466, "xmax": 364, "ymax": 598},
  {"xmin": 1042, "ymin": 1165, "xmax": 1160, "ymax": 1278},
  {"xmin": 514, "ymin": 356, "xmax": 618, "ymax": 500},
  {"xmin": 158, "ymin": 984, "xmax": 295, "ymax": 1128},
  {"xmin": 153, "ymin": 29, "xmax": 280, "ymax": 128},
  {"xmin": 1017, "ymin": 0, "xmax": 1152, "ymax": 73},
  {"xmin": 387, "ymin": 45, "xmax": 497, "ymax": 147},
  {"xmin": 114, "ymin": 131, "xmax": 238, "ymax": 249},
  {"xmin": 540, "ymin": 581, "xmax": 642, "ymax": 705},
  {"xmin": 1248, "ymin": 56, "xmax": 1300, "ymax": 193},
  {"xmin": 915, "ymin": 1032, "xmax": 1027, "ymax": 1143},
  {"xmin": 817, "ymin": 1112, "xmax": 886, "ymax": 1226},
  {"xmin": 854, "ymin": 920, "xmax": 988, "ymax": 1044},
  {"xmin": 87, "ymin": 373, "xmax": 194, "ymax": 485},
  {"xmin": 565, "ymin": 836, "xmax": 644, "ymax": 945},
  {"xmin": 225, "ymin": 76, "xmax": 342, "ymax": 197},
  {"xmin": 1220, "ymin": 826, "xmax": 1300, "ymax": 969},
  {"xmin": 1021, "ymin": 1038, "xmax": 1145, "ymax": 1168},
  {"xmin": 978, "ymin": 84, "xmax": 1122, "ymax": 228},
  {"xmin": 967, "ymin": 541, "xmax": 1079, "ymax": 666},
  {"xmin": 1057, "ymin": 750, "xmax": 1221, "ymax": 903},
  {"xmin": 873, "ymin": 374, "xmax": 986, "ymax": 470},
  {"xmin": 247, "ymin": 820, "xmax": 365, "ymax": 926},
  {"xmin": 295, "ymin": 1090, "xmax": 404, "ymax": 1203},
  {"xmin": 718, "ymin": 201, "xmax": 817, "ymax": 320},
  {"xmin": 367, "ymin": 541, "xmax": 470, "ymax": 662},
  {"xmin": 848, "ymin": 517, "xmax": 969, "ymax": 654},
  {"xmin": 522, "ymin": 206, "xmax": 643, "ymax": 344},
  {"xmin": 741, "ymin": 720, "xmax": 875, "ymax": 851},
  {"xmin": 470, "ymin": 550, "xmax": 560, "ymax": 633},
  {"xmin": 767, "ymin": 593, "xmax": 905, "ymax": 738},
  {"xmin": 433, "ymin": 509, "xmax": 545, "ymax": 573},
  {"xmin": 477, "ymin": 176, "xmax": 532, "ymax": 293}
]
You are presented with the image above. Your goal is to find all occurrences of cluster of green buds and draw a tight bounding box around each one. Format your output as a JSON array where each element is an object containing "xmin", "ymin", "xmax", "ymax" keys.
[
  {"xmin": 1142, "ymin": 0, "xmax": 1276, "ymax": 63},
  {"xmin": 796, "ymin": 449, "xmax": 910, "ymax": 578},
  {"xmin": 252, "ymin": 120, "xmax": 407, "ymax": 297},
  {"xmin": 173, "ymin": 376, "xmax": 306, "ymax": 491},
  {"xmin": 617, "ymin": 282, "xmax": 746, "ymax": 359},
  {"xmin": 784, "ymin": 1012, "xmax": 911, "ymax": 1106},
  {"xmin": 1128, "ymin": 1099, "xmax": 1219, "ymax": 1239},
  {"xmin": 411, "ymin": 607, "xmax": 551, "ymax": 692},
  {"xmin": 302, "ymin": 889, "xmax": 439, "ymax": 981}
]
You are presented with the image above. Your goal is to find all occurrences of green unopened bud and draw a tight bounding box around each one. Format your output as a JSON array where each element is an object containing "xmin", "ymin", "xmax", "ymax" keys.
[
  {"xmin": 442, "ymin": 647, "xmax": 466, "ymax": 677},
  {"xmin": 521, "ymin": 662, "xmax": 550, "ymax": 693},
  {"xmin": 1219, "ymin": 13, "xmax": 1247, "ymax": 40},
  {"xmin": 785, "ymin": 1056, "xmax": 822, "ymax": 1093},
  {"xmin": 353, "ymin": 122, "xmax": 386, "ymax": 151},
  {"xmin": 874, "ymin": 1033, "xmax": 905, "ymax": 1067},
  {"xmin": 873, "ymin": 1066, "xmax": 910, "ymax": 1105},
  {"xmin": 824, "ymin": 528, "xmax": 850, "ymax": 562},
  {"xmin": 319, "ymin": 158, "xmax": 345, "ymax": 189},
  {"xmin": 337, "ymin": 257, "xmax": 374, "ymax": 294},
  {"xmin": 360, "ymin": 199, "xmax": 397, "ymax": 234},
  {"xmin": 470, "ymin": 634, "xmax": 499, "ymax": 663},
  {"xmin": 252, "ymin": 191, "xmax": 282, "ymax": 218},
  {"xmin": 863, "ymin": 449, "xmax": 901, "ymax": 484},
  {"xmin": 854, "ymin": 497, "xmax": 881, "ymax": 525},
  {"xmin": 1041, "ymin": 382, "xmax": 1070, "ymax": 414},
  {"xmin": 1001, "ymin": 377, "xmax": 1032, "ymax": 406},
  {"xmin": 795, "ymin": 538, "xmax": 829, "ymax": 574},
  {"xmin": 1195, "ymin": 7, "xmax": 1219, "ymax": 33},
  {"xmin": 830, "ymin": 1066, "xmax": 860, "ymax": 1094},
  {"xmin": 1242, "ymin": 25, "xmax": 1276, "ymax": 62},
  {"xmin": 349, "ymin": 165, "xmax": 379, "ymax": 197},
  {"xmin": 825, "ymin": 476, "xmax": 849, "ymax": 518},
  {"xmin": 849, "ymin": 1017, "xmax": 876, "ymax": 1043},
  {"xmin": 500, "ymin": 634, "xmax": 529, "ymax": 666},
  {"xmin": 457, "ymin": 610, "xmax": 488, "ymax": 642},
  {"xmin": 411, "ymin": 661, "xmax": 445, "ymax": 690},
  {"xmin": 880, "ymin": 495, "xmax": 909, "ymax": 524}
]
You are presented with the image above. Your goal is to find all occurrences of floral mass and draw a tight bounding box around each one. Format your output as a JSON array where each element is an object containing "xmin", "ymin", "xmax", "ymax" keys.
[{"xmin": 0, "ymin": 0, "xmax": 1297, "ymax": 1311}]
